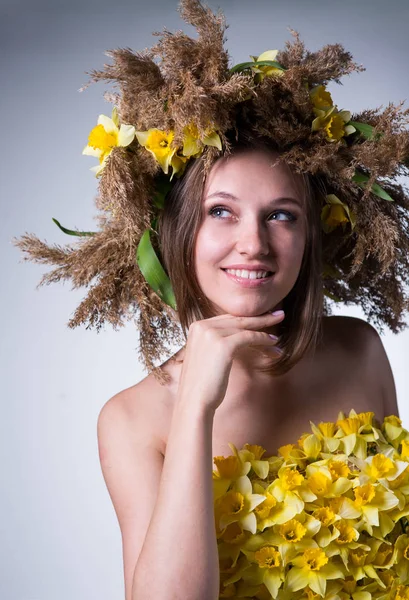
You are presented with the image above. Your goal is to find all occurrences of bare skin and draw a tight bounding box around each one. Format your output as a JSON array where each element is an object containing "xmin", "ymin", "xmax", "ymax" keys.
[{"xmin": 118, "ymin": 314, "xmax": 386, "ymax": 461}]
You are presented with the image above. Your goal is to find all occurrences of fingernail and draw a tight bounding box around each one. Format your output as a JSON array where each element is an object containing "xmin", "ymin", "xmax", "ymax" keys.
[
  {"xmin": 271, "ymin": 310, "xmax": 284, "ymax": 316},
  {"xmin": 268, "ymin": 334, "xmax": 278, "ymax": 340}
]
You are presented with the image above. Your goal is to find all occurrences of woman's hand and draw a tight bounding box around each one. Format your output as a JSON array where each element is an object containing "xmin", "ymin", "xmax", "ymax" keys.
[{"xmin": 176, "ymin": 310, "xmax": 285, "ymax": 414}]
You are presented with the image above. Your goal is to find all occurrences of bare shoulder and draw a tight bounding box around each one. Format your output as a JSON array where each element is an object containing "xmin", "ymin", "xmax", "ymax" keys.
[
  {"xmin": 97, "ymin": 349, "xmax": 183, "ymax": 456},
  {"xmin": 323, "ymin": 315, "xmax": 399, "ymax": 419},
  {"xmin": 97, "ymin": 376, "xmax": 160, "ymax": 450},
  {"xmin": 323, "ymin": 315, "xmax": 378, "ymax": 347}
]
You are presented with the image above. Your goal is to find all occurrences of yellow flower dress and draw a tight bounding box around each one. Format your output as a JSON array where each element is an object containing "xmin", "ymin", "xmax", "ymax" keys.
[{"xmin": 213, "ymin": 410, "xmax": 409, "ymax": 600}]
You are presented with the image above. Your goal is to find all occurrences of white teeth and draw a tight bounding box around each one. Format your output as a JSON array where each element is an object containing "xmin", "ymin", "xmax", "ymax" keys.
[{"xmin": 225, "ymin": 269, "xmax": 270, "ymax": 279}]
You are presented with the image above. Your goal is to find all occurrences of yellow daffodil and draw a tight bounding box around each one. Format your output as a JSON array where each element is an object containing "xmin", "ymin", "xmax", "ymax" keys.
[
  {"xmin": 313, "ymin": 496, "xmax": 361, "ymax": 550},
  {"xmin": 310, "ymin": 421, "xmax": 341, "ymax": 453},
  {"xmin": 182, "ymin": 122, "xmax": 222, "ymax": 157},
  {"xmin": 278, "ymin": 518, "xmax": 308, "ymax": 543},
  {"xmin": 308, "ymin": 471, "xmax": 333, "ymax": 498},
  {"xmin": 337, "ymin": 417, "xmax": 362, "ymax": 436},
  {"xmin": 255, "ymin": 517, "xmax": 320, "ymax": 568},
  {"xmin": 306, "ymin": 461, "xmax": 352, "ymax": 499},
  {"xmin": 394, "ymin": 585, "xmax": 409, "ymax": 600},
  {"xmin": 364, "ymin": 454, "xmax": 397, "ymax": 480},
  {"xmin": 213, "ymin": 450, "xmax": 251, "ymax": 500},
  {"xmin": 347, "ymin": 546, "xmax": 370, "ymax": 576},
  {"xmin": 253, "ymin": 481, "xmax": 306, "ymax": 528},
  {"xmin": 311, "ymin": 105, "xmax": 356, "ymax": 142},
  {"xmin": 251, "ymin": 50, "xmax": 285, "ymax": 82},
  {"xmin": 239, "ymin": 543, "xmax": 286, "ymax": 598},
  {"xmin": 357, "ymin": 412, "xmax": 375, "ymax": 431},
  {"xmin": 378, "ymin": 570, "xmax": 397, "ymax": 593},
  {"xmin": 328, "ymin": 459, "xmax": 351, "ymax": 481},
  {"xmin": 343, "ymin": 539, "xmax": 390, "ymax": 589},
  {"xmin": 287, "ymin": 546, "xmax": 344, "ymax": 596},
  {"xmin": 271, "ymin": 465, "xmax": 311, "ymax": 510},
  {"xmin": 321, "ymin": 194, "xmax": 357, "ymax": 235},
  {"xmin": 252, "ymin": 485, "xmax": 279, "ymax": 529},
  {"xmin": 354, "ymin": 482, "xmax": 376, "ymax": 506},
  {"xmin": 352, "ymin": 481, "xmax": 399, "ymax": 536},
  {"xmin": 134, "ymin": 128, "xmax": 180, "ymax": 177},
  {"xmin": 135, "ymin": 123, "xmax": 222, "ymax": 180},
  {"xmin": 279, "ymin": 443, "xmax": 308, "ymax": 469},
  {"xmin": 382, "ymin": 415, "xmax": 408, "ymax": 450},
  {"xmin": 234, "ymin": 443, "xmax": 271, "ymax": 480},
  {"xmin": 373, "ymin": 541, "xmax": 394, "ymax": 568},
  {"xmin": 279, "ymin": 443, "xmax": 298, "ymax": 460},
  {"xmin": 386, "ymin": 416, "xmax": 403, "ymax": 428},
  {"xmin": 339, "ymin": 577, "xmax": 373, "ymax": 600},
  {"xmin": 310, "ymin": 85, "xmax": 334, "ymax": 111},
  {"xmin": 218, "ymin": 553, "xmax": 253, "ymax": 592},
  {"xmin": 335, "ymin": 520, "xmax": 360, "ymax": 545},
  {"xmin": 274, "ymin": 466, "xmax": 304, "ymax": 491},
  {"xmin": 217, "ymin": 474, "xmax": 266, "ymax": 534},
  {"xmin": 394, "ymin": 535, "xmax": 409, "ymax": 583},
  {"xmin": 219, "ymin": 520, "xmax": 249, "ymax": 546},
  {"xmin": 327, "ymin": 496, "xmax": 360, "ymax": 520},
  {"xmin": 313, "ymin": 507, "xmax": 337, "ymax": 529},
  {"xmin": 83, "ymin": 107, "xmax": 136, "ymax": 177},
  {"xmin": 388, "ymin": 466, "xmax": 409, "ymax": 494},
  {"xmin": 318, "ymin": 422, "xmax": 337, "ymax": 437},
  {"xmin": 299, "ymin": 434, "xmax": 322, "ymax": 461}
]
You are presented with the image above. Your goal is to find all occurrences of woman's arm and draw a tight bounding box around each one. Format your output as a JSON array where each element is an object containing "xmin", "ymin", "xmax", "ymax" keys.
[
  {"xmin": 98, "ymin": 311, "xmax": 283, "ymax": 600},
  {"xmin": 97, "ymin": 390, "xmax": 220, "ymax": 600},
  {"xmin": 97, "ymin": 392, "xmax": 165, "ymax": 600},
  {"xmin": 132, "ymin": 398, "xmax": 219, "ymax": 600}
]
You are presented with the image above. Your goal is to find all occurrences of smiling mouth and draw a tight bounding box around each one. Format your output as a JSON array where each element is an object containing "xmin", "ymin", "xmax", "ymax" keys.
[{"xmin": 221, "ymin": 269, "xmax": 275, "ymax": 280}]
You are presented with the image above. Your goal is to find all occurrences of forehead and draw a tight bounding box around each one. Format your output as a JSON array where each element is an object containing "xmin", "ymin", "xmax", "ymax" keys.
[{"xmin": 203, "ymin": 148, "xmax": 305, "ymax": 199}]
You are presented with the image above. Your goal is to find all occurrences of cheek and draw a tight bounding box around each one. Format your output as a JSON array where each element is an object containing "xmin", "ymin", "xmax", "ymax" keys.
[
  {"xmin": 277, "ymin": 226, "xmax": 306, "ymax": 257},
  {"xmin": 194, "ymin": 225, "xmax": 230, "ymax": 265}
]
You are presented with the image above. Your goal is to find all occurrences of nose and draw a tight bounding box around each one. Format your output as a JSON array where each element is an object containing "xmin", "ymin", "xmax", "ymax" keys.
[{"xmin": 235, "ymin": 216, "xmax": 271, "ymax": 257}]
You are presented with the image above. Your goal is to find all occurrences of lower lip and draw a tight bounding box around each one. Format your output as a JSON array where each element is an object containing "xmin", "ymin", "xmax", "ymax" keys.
[{"xmin": 222, "ymin": 269, "xmax": 275, "ymax": 288}]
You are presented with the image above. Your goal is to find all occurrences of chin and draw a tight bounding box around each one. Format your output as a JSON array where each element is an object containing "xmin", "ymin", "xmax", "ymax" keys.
[{"xmin": 211, "ymin": 298, "xmax": 278, "ymax": 317}]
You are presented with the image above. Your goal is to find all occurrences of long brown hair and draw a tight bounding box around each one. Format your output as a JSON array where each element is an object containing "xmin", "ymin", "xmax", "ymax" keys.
[{"xmin": 158, "ymin": 135, "xmax": 325, "ymax": 376}]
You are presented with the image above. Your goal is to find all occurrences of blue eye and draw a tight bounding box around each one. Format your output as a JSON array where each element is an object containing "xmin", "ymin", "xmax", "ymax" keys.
[
  {"xmin": 209, "ymin": 206, "xmax": 231, "ymax": 218},
  {"xmin": 269, "ymin": 210, "xmax": 296, "ymax": 222},
  {"xmin": 208, "ymin": 205, "xmax": 296, "ymax": 222}
]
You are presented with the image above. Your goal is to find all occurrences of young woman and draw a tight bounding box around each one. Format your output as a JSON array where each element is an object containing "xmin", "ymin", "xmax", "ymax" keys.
[
  {"xmin": 13, "ymin": 1, "xmax": 408, "ymax": 598},
  {"xmin": 96, "ymin": 141, "xmax": 399, "ymax": 600}
]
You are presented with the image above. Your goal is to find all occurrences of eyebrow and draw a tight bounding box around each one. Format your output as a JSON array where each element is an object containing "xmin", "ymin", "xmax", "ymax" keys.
[{"xmin": 204, "ymin": 190, "xmax": 303, "ymax": 208}]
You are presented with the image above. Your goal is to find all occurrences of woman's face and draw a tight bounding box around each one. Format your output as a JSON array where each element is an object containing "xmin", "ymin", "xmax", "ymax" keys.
[{"xmin": 194, "ymin": 148, "xmax": 307, "ymax": 317}]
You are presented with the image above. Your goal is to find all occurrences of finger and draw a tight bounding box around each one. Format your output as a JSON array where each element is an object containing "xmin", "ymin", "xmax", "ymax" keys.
[{"xmin": 224, "ymin": 329, "xmax": 282, "ymax": 354}]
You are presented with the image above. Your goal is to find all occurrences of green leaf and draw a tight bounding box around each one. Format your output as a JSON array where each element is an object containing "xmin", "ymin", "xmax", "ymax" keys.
[
  {"xmin": 351, "ymin": 171, "xmax": 369, "ymax": 185},
  {"xmin": 52, "ymin": 217, "xmax": 95, "ymax": 236},
  {"xmin": 352, "ymin": 171, "xmax": 394, "ymax": 201},
  {"xmin": 136, "ymin": 228, "xmax": 177, "ymax": 310},
  {"xmin": 349, "ymin": 121, "xmax": 375, "ymax": 140},
  {"xmin": 229, "ymin": 60, "xmax": 286, "ymax": 74},
  {"xmin": 350, "ymin": 121, "xmax": 383, "ymax": 141},
  {"xmin": 370, "ymin": 182, "xmax": 394, "ymax": 201}
]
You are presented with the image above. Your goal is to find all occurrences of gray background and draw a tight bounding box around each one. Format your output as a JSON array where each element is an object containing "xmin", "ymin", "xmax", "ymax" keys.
[{"xmin": 2, "ymin": 0, "xmax": 409, "ymax": 598}]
